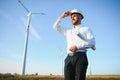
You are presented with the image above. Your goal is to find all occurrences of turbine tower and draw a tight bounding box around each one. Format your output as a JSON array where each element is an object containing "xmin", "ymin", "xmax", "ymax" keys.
[{"xmin": 18, "ymin": 0, "xmax": 45, "ymax": 75}]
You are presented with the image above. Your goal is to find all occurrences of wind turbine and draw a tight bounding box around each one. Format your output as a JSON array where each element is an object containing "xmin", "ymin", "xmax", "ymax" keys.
[
  {"xmin": 18, "ymin": 0, "xmax": 45, "ymax": 75},
  {"xmin": 59, "ymin": 49, "xmax": 66, "ymax": 75},
  {"xmin": 90, "ymin": 67, "xmax": 92, "ymax": 76}
]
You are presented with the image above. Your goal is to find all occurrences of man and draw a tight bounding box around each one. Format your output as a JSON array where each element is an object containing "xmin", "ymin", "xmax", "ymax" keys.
[{"xmin": 53, "ymin": 9, "xmax": 96, "ymax": 80}]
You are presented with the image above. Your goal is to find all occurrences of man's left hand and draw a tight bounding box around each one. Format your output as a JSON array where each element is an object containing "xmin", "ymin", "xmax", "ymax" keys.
[{"xmin": 69, "ymin": 45, "xmax": 78, "ymax": 52}]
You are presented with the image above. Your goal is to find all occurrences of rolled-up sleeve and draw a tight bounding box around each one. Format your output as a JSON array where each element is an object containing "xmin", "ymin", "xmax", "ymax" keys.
[
  {"xmin": 53, "ymin": 17, "xmax": 66, "ymax": 36},
  {"xmin": 77, "ymin": 27, "xmax": 96, "ymax": 50}
]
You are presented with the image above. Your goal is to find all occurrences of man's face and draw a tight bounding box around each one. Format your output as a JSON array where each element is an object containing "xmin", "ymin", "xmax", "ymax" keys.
[{"xmin": 71, "ymin": 14, "xmax": 82, "ymax": 25}]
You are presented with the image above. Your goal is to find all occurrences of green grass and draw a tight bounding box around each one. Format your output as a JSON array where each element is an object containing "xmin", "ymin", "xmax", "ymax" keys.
[{"xmin": 0, "ymin": 74, "xmax": 120, "ymax": 80}]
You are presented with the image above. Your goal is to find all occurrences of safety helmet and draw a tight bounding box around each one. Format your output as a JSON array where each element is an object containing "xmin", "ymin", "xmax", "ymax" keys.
[{"xmin": 71, "ymin": 9, "xmax": 84, "ymax": 19}]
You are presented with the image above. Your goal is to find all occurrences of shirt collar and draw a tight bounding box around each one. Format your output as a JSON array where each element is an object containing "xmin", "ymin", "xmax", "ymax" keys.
[{"xmin": 74, "ymin": 24, "xmax": 82, "ymax": 29}]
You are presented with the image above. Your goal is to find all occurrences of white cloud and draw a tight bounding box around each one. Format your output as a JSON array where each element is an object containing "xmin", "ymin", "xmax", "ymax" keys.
[
  {"xmin": 0, "ymin": 58, "xmax": 22, "ymax": 74},
  {"xmin": 0, "ymin": 43, "xmax": 22, "ymax": 74}
]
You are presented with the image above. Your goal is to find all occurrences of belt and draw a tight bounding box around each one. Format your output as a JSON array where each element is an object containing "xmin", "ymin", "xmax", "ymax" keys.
[
  {"xmin": 76, "ymin": 49, "xmax": 86, "ymax": 52},
  {"xmin": 68, "ymin": 51, "xmax": 86, "ymax": 56}
]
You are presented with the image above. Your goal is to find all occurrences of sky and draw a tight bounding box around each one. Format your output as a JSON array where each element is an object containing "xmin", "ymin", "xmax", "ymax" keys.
[{"xmin": 0, "ymin": 0, "xmax": 120, "ymax": 75}]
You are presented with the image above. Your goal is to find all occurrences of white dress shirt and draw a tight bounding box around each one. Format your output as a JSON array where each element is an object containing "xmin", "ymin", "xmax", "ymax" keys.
[{"xmin": 53, "ymin": 17, "xmax": 96, "ymax": 53}]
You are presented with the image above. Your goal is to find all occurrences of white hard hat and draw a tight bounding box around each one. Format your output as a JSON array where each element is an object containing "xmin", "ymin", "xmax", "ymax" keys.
[{"xmin": 71, "ymin": 9, "xmax": 84, "ymax": 19}]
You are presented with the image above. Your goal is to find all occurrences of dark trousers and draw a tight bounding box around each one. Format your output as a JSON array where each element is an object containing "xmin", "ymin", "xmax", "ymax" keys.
[{"xmin": 64, "ymin": 52, "xmax": 88, "ymax": 80}]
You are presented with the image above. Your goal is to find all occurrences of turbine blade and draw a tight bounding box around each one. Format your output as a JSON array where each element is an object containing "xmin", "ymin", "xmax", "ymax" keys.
[
  {"xmin": 18, "ymin": 0, "xmax": 30, "ymax": 12},
  {"xmin": 32, "ymin": 13, "xmax": 46, "ymax": 15}
]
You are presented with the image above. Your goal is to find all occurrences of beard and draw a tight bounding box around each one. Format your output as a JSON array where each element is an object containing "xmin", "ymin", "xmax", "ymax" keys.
[{"xmin": 72, "ymin": 19, "xmax": 80, "ymax": 25}]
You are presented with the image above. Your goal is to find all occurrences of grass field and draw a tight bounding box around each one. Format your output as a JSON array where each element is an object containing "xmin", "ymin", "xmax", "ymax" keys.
[
  {"xmin": 0, "ymin": 73, "xmax": 120, "ymax": 80},
  {"xmin": 87, "ymin": 75, "xmax": 120, "ymax": 80}
]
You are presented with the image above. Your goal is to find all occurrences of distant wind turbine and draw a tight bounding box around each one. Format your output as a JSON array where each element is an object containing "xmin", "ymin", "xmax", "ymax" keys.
[
  {"xmin": 59, "ymin": 49, "xmax": 66, "ymax": 75},
  {"xmin": 90, "ymin": 68, "xmax": 92, "ymax": 76},
  {"xmin": 18, "ymin": 0, "xmax": 46, "ymax": 75}
]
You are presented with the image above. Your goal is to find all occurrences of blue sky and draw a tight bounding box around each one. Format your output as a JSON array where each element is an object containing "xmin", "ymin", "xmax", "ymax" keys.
[{"xmin": 0, "ymin": 0, "xmax": 120, "ymax": 75}]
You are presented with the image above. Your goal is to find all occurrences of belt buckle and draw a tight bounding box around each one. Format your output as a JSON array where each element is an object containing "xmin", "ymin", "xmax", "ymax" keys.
[{"xmin": 68, "ymin": 53, "xmax": 74, "ymax": 56}]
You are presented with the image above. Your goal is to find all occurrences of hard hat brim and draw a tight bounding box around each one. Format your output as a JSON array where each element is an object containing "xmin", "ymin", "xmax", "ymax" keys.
[{"xmin": 71, "ymin": 12, "xmax": 84, "ymax": 19}]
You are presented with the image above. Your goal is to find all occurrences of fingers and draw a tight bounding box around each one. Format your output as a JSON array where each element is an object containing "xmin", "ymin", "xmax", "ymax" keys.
[
  {"xmin": 61, "ymin": 11, "xmax": 71, "ymax": 18},
  {"xmin": 69, "ymin": 45, "xmax": 78, "ymax": 52}
]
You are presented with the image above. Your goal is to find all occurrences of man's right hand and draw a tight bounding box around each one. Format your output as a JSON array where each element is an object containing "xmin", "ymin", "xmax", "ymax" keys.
[{"xmin": 61, "ymin": 11, "xmax": 71, "ymax": 18}]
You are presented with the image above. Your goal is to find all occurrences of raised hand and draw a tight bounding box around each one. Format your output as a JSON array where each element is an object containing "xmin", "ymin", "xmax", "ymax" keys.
[{"xmin": 61, "ymin": 11, "xmax": 71, "ymax": 18}]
